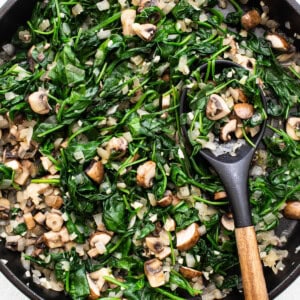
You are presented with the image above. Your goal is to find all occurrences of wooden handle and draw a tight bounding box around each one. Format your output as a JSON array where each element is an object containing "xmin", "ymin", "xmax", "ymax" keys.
[{"xmin": 235, "ymin": 226, "xmax": 269, "ymax": 300}]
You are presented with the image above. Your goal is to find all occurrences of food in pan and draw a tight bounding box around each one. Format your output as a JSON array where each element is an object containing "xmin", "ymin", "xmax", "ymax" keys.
[{"xmin": 0, "ymin": 0, "xmax": 299, "ymax": 299}]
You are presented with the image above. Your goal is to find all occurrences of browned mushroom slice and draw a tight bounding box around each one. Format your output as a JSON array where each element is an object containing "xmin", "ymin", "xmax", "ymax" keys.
[
  {"xmin": 220, "ymin": 119, "xmax": 237, "ymax": 142},
  {"xmin": 33, "ymin": 212, "xmax": 46, "ymax": 224},
  {"xmin": 28, "ymin": 91, "xmax": 51, "ymax": 114},
  {"xmin": 144, "ymin": 258, "xmax": 166, "ymax": 287},
  {"xmin": 221, "ymin": 213, "xmax": 235, "ymax": 231},
  {"xmin": 157, "ymin": 194, "xmax": 173, "ymax": 207},
  {"xmin": 121, "ymin": 9, "xmax": 136, "ymax": 36},
  {"xmin": 206, "ymin": 94, "xmax": 231, "ymax": 121},
  {"xmin": 283, "ymin": 201, "xmax": 300, "ymax": 220},
  {"xmin": 85, "ymin": 160, "xmax": 104, "ymax": 184},
  {"xmin": 45, "ymin": 194, "xmax": 63, "ymax": 209},
  {"xmin": 241, "ymin": 9, "xmax": 261, "ymax": 31},
  {"xmin": 286, "ymin": 117, "xmax": 300, "ymax": 141},
  {"xmin": 23, "ymin": 212, "xmax": 36, "ymax": 230},
  {"xmin": 265, "ymin": 33, "xmax": 289, "ymax": 52},
  {"xmin": 228, "ymin": 87, "xmax": 248, "ymax": 103},
  {"xmin": 176, "ymin": 223, "xmax": 200, "ymax": 251},
  {"xmin": 136, "ymin": 160, "xmax": 156, "ymax": 188},
  {"xmin": 132, "ymin": 23, "xmax": 157, "ymax": 41},
  {"xmin": 0, "ymin": 198, "xmax": 10, "ymax": 220},
  {"xmin": 87, "ymin": 274, "xmax": 100, "ymax": 300},
  {"xmin": 214, "ymin": 191, "xmax": 227, "ymax": 200},
  {"xmin": 179, "ymin": 266, "xmax": 202, "ymax": 279},
  {"xmin": 233, "ymin": 103, "xmax": 254, "ymax": 119}
]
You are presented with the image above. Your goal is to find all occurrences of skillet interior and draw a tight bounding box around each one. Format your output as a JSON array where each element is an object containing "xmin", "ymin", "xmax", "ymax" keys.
[{"xmin": 0, "ymin": 1, "xmax": 299, "ymax": 299}]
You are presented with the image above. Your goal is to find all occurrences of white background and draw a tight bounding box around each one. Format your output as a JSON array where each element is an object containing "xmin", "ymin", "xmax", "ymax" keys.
[{"xmin": 0, "ymin": 0, "xmax": 299, "ymax": 299}]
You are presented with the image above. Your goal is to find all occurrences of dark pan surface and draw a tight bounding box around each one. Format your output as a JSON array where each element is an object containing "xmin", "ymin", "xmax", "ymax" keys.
[{"xmin": 0, "ymin": 1, "xmax": 299, "ymax": 299}]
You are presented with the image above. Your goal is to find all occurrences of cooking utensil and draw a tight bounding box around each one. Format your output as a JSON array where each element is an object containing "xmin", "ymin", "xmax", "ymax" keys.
[
  {"xmin": 0, "ymin": 1, "xmax": 299, "ymax": 300},
  {"xmin": 180, "ymin": 60, "xmax": 268, "ymax": 300}
]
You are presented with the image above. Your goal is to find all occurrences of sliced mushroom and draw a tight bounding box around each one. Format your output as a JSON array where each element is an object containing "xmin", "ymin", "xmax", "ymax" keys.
[
  {"xmin": 45, "ymin": 194, "xmax": 63, "ymax": 209},
  {"xmin": 0, "ymin": 198, "xmax": 10, "ymax": 220},
  {"xmin": 233, "ymin": 103, "xmax": 254, "ymax": 119},
  {"xmin": 214, "ymin": 191, "xmax": 227, "ymax": 200},
  {"xmin": 179, "ymin": 266, "xmax": 202, "ymax": 279},
  {"xmin": 43, "ymin": 231, "xmax": 64, "ymax": 248},
  {"xmin": 221, "ymin": 213, "xmax": 235, "ymax": 231},
  {"xmin": 23, "ymin": 212, "xmax": 36, "ymax": 230},
  {"xmin": 87, "ymin": 274, "xmax": 100, "ymax": 300},
  {"xmin": 33, "ymin": 212, "xmax": 46, "ymax": 224},
  {"xmin": 265, "ymin": 33, "xmax": 289, "ymax": 52},
  {"xmin": 89, "ymin": 232, "xmax": 112, "ymax": 255},
  {"xmin": 220, "ymin": 119, "xmax": 237, "ymax": 142},
  {"xmin": 28, "ymin": 91, "xmax": 51, "ymax": 114},
  {"xmin": 229, "ymin": 87, "xmax": 248, "ymax": 103},
  {"xmin": 106, "ymin": 136, "xmax": 128, "ymax": 159},
  {"xmin": 176, "ymin": 223, "xmax": 200, "ymax": 251},
  {"xmin": 283, "ymin": 201, "xmax": 300, "ymax": 220},
  {"xmin": 144, "ymin": 258, "xmax": 166, "ymax": 287},
  {"xmin": 241, "ymin": 9, "xmax": 261, "ymax": 31},
  {"xmin": 206, "ymin": 94, "xmax": 231, "ymax": 121},
  {"xmin": 286, "ymin": 117, "xmax": 300, "ymax": 141},
  {"xmin": 157, "ymin": 194, "xmax": 173, "ymax": 207},
  {"xmin": 90, "ymin": 268, "xmax": 111, "ymax": 290},
  {"xmin": 121, "ymin": 9, "xmax": 136, "ymax": 36},
  {"xmin": 139, "ymin": 0, "xmax": 158, "ymax": 12},
  {"xmin": 146, "ymin": 236, "xmax": 165, "ymax": 253},
  {"xmin": 85, "ymin": 160, "xmax": 104, "ymax": 184},
  {"xmin": 132, "ymin": 23, "xmax": 157, "ymax": 41},
  {"xmin": 45, "ymin": 211, "xmax": 64, "ymax": 232},
  {"xmin": 136, "ymin": 160, "xmax": 156, "ymax": 188},
  {"xmin": 234, "ymin": 54, "xmax": 256, "ymax": 71},
  {"xmin": 40, "ymin": 156, "xmax": 57, "ymax": 175}
]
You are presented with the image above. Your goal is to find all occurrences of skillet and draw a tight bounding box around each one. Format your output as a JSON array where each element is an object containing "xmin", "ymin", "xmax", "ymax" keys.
[{"xmin": 0, "ymin": 0, "xmax": 299, "ymax": 299}]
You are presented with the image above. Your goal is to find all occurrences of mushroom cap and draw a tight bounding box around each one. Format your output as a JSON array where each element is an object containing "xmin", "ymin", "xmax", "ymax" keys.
[
  {"xmin": 283, "ymin": 201, "xmax": 300, "ymax": 220},
  {"xmin": 176, "ymin": 223, "xmax": 200, "ymax": 251},
  {"xmin": 241, "ymin": 9, "xmax": 261, "ymax": 31},
  {"xmin": 220, "ymin": 119, "xmax": 237, "ymax": 142},
  {"xmin": 286, "ymin": 117, "xmax": 300, "ymax": 141},
  {"xmin": 233, "ymin": 103, "xmax": 254, "ymax": 119},
  {"xmin": 28, "ymin": 91, "xmax": 51, "ymax": 114},
  {"xmin": 206, "ymin": 94, "xmax": 231, "ymax": 121},
  {"xmin": 144, "ymin": 258, "xmax": 166, "ymax": 287}
]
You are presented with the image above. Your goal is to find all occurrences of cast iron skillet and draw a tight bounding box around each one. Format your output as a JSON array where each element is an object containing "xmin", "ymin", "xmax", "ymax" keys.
[{"xmin": 0, "ymin": 1, "xmax": 299, "ymax": 299}]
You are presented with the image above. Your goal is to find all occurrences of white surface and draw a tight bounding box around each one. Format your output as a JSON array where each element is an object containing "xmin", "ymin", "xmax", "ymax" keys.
[{"xmin": 0, "ymin": 0, "xmax": 299, "ymax": 298}]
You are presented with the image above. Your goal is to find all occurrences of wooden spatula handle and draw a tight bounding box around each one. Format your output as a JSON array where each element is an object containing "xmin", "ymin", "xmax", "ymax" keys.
[{"xmin": 235, "ymin": 226, "xmax": 269, "ymax": 300}]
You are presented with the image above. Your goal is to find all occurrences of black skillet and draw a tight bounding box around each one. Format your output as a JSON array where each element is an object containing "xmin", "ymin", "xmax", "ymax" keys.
[{"xmin": 0, "ymin": 1, "xmax": 299, "ymax": 299}]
